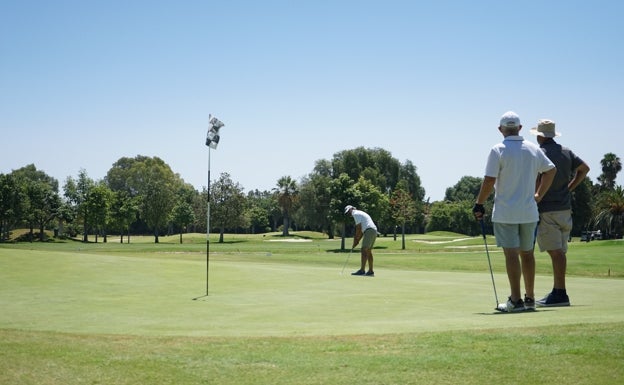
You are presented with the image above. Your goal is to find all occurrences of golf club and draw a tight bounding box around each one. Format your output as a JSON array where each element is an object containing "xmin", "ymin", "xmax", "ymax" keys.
[
  {"xmin": 480, "ymin": 219, "xmax": 499, "ymax": 309},
  {"xmin": 340, "ymin": 248, "xmax": 354, "ymax": 275}
]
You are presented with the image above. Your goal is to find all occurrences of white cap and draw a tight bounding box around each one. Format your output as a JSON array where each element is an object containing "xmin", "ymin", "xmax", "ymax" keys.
[
  {"xmin": 499, "ymin": 111, "xmax": 521, "ymax": 129},
  {"xmin": 344, "ymin": 205, "xmax": 355, "ymax": 214}
]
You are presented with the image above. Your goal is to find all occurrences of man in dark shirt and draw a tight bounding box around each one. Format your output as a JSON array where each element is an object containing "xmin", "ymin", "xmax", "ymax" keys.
[{"xmin": 530, "ymin": 119, "xmax": 590, "ymax": 307}]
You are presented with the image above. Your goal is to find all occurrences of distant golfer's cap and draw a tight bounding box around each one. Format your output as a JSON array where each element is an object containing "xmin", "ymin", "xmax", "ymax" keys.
[
  {"xmin": 530, "ymin": 119, "xmax": 561, "ymax": 138},
  {"xmin": 344, "ymin": 205, "xmax": 355, "ymax": 214},
  {"xmin": 499, "ymin": 111, "xmax": 521, "ymax": 129}
]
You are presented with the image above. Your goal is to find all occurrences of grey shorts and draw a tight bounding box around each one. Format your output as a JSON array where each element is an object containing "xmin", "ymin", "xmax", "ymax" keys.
[
  {"xmin": 361, "ymin": 228, "xmax": 377, "ymax": 250},
  {"xmin": 493, "ymin": 222, "xmax": 538, "ymax": 251},
  {"xmin": 536, "ymin": 210, "xmax": 572, "ymax": 252}
]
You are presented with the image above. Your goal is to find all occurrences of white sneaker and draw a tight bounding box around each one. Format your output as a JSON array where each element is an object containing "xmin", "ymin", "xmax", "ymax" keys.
[{"xmin": 496, "ymin": 297, "xmax": 526, "ymax": 313}]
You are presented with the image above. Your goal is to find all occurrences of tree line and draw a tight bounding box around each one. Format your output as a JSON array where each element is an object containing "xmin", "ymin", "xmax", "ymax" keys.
[{"xmin": 1, "ymin": 148, "xmax": 622, "ymax": 245}]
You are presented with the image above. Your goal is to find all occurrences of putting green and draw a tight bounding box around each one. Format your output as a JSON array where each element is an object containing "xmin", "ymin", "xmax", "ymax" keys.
[{"xmin": 1, "ymin": 249, "xmax": 622, "ymax": 337}]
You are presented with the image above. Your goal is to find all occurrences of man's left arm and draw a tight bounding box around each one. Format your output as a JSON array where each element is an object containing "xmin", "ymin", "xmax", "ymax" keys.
[{"xmin": 569, "ymin": 162, "xmax": 590, "ymax": 191}]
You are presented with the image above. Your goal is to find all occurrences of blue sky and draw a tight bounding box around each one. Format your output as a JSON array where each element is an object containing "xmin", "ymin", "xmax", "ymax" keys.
[{"xmin": 2, "ymin": 1, "xmax": 622, "ymax": 201}]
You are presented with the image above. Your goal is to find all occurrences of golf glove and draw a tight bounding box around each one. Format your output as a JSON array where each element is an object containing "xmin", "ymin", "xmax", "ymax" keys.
[{"xmin": 472, "ymin": 203, "xmax": 485, "ymax": 219}]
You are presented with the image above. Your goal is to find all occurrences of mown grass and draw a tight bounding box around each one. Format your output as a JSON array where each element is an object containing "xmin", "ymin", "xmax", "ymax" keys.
[{"xmin": 1, "ymin": 231, "xmax": 623, "ymax": 384}]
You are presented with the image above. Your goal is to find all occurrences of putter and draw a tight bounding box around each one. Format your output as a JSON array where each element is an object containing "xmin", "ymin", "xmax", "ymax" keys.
[
  {"xmin": 480, "ymin": 219, "xmax": 499, "ymax": 309},
  {"xmin": 340, "ymin": 248, "xmax": 354, "ymax": 275}
]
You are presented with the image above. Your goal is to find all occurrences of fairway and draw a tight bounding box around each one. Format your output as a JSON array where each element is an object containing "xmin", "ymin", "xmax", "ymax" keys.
[{"xmin": 1, "ymin": 245, "xmax": 622, "ymax": 337}]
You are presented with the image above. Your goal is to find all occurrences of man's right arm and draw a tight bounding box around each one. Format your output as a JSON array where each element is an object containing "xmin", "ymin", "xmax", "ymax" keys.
[
  {"xmin": 352, "ymin": 224, "xmax": 362, "ymax": 249},
  {"xmin": 535, "ymin": 167, "xmax": 557, "ymax": 203},
  {"xmin": 473, "ymin": 176, "xmax": 496, "ymax": 220}
]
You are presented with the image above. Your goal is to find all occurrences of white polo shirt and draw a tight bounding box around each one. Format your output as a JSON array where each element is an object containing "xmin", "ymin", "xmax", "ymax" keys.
[
  {"xmin": 352, "ymin": 209, "xmax": 377, "ymax": 232},
  {"xmin": 484, "ymin": 135, "xmax": 555, "ymax": 224}
]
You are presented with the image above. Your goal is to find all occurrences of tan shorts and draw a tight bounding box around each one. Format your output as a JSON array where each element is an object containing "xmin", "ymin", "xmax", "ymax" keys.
[
  {"xmin": 537, "ymin": 210, "xmax": 572, "ymax": 252},
  {"xmin": 361, "ymin": 228, "xmax": 377, "ymax": 250}
]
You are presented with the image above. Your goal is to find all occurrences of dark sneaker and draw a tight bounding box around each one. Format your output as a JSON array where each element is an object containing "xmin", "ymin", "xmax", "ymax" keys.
[
  {"xmin": 496, "ymin": 297, "xmax": 526, "ymax": 313},
  {"xmin": 351, "ymin": 269, "xmax": 365, "ymax": 276},
  {"xmin": 524, "ymin": 296, "xmax": 536, "ymax": 311},
  {"xmin": 365, "ymin": 271, "xmax": 375, "ymax": 277},
  {"xmin": 536, "ymin": 291, "xmax": 570, "ymax": 307}
]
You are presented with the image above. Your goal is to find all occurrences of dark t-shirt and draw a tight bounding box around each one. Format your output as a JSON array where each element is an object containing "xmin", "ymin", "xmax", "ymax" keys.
[{"xmin": 538, "ymin": 139, "xmax": 585, "ymax": 212}]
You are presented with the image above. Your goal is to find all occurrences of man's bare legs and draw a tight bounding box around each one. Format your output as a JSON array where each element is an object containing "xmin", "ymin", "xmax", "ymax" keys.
[
  {"xmin": 520, "ymin": 249, "xmax": 536, "ymax": 299},
  {"xmin": 359, "ymin": 248, "xmax": 374, "ymax": 272},
  {"xmin": 503, "ymin": 247, "xmax": 536, "ymax": 303},
  {"xmin": 547, "ymin": 249, "xmax": 567, "ymax": 289},
  {"xmin": 503, "ymin": 247, "xmax": 522, "ymax": 302}
]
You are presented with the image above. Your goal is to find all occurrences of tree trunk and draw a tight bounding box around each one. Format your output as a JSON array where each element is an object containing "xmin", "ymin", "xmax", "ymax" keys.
[
  {"xmin": 401, "ymin": 223, "xmax": 406, "ymax": 250},
  {"xmin": 282, "ymin": 216, "xmax": 290, "ymax": 236}
]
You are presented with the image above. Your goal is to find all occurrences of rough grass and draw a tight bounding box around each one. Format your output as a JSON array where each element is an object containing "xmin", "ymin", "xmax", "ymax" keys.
[{"xmin": 1, "ymin": 323, "xmax": 623, "ymax": 385}]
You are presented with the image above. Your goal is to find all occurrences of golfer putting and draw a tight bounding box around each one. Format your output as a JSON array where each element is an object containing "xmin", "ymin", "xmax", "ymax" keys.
[{"xmin": 344, "ymin": 205, "xmax": 378, "ymax": 277}]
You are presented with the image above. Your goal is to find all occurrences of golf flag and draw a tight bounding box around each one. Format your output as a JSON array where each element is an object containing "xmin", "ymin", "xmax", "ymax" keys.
[{"xmin": 206, "ymin": 115, "xmax": 225, "ymax": 149}]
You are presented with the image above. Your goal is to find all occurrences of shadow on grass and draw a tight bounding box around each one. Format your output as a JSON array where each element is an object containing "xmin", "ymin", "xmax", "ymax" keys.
[
  {"xmin": 327, "ymin": 246, "xmax": 389, "ymax": 253},
  {"xmin": 210, "ymin": 239, "xmax": 248, "ymax": 244},
  {"xmin": 475, "ymin": 309, "xmax": 559, "ymax": 316},
  {"xmin": 264, "ymin": 234, "xmax": 317, "ymax": 240}
]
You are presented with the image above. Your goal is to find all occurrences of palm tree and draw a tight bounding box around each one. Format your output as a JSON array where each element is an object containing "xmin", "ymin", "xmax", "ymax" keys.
[
  {"xmin": 275, "ymin": 176, "xmax": 298, "ymax": 236},
  {"xmin": 598, "ymin": 153, "xmax": 622, "ymax": 190},
  {"xmin": 594, "ymin": 185, "xmax": 624, "ymax": 238}
]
